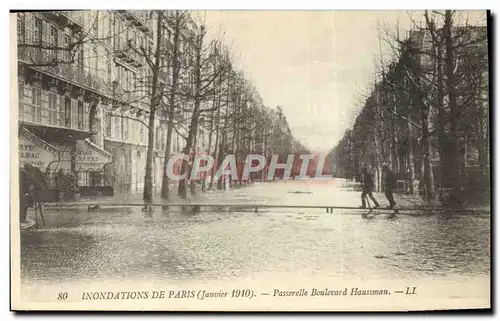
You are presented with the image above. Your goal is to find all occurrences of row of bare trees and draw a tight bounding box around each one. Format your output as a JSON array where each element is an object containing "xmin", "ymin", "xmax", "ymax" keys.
[
  {"xmin": 16, "ymin": 10, "xmax": 301, "ymax": 202},
  {"xmin": 137, "ymin": 11, "xmax": 302, "ymax": 201},
  {"xmin": 329, "ymin": 10, "xmax": 489, "ymax": 205}
]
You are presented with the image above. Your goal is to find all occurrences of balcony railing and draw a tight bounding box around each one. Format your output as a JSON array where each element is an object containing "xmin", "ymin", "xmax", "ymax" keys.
[
  {"xmin": 18, "ymin": 47, "xmax": 151, "ymax": 114},
  {"xmin": 57, "ymin": 11, "xmax": 85, "ymax": 29},
  {"xmin": 114, "ymin": 48, "xmax": 143, "ymax": 68},
  {"xmin": 114, "ymin": 41, "xmax": 143, "ymax": 68},
  {"xmin": 118, "ymin": 10, "xmax": 150, "ymax": 32},
  {"xmin": 18, "ymin": 46, "xmax": 114, "ymax": 98}
]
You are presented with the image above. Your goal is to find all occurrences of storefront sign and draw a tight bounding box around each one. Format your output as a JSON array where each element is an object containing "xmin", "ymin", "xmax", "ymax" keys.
[
  {"xmin": 18, "ymin": 128, "xmax": 59, "ymax": 169},
  {"xmin": 75, "ymin": 139, "xmax": 112, "ymax": 170}
]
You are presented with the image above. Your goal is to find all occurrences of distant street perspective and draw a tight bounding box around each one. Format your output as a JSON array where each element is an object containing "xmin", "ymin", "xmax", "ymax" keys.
[{"xmin": 13, "ymin": 10, "xmax": 490, "ymax": 309}]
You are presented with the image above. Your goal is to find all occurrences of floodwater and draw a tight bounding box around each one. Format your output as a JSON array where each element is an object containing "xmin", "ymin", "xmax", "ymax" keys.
[{"xmin": 20, "ymin": 179, "xmax": 491, "ymax": 285}]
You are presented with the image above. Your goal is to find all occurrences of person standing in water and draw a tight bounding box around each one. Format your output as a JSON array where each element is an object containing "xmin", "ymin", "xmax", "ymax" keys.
[
  {"xmin": 359, "ymin": 165, "xmax": 380, "ymax": 209},
  {"xmin": 382, "ymin": 162, "xmax": 397, "ymax": 209}
]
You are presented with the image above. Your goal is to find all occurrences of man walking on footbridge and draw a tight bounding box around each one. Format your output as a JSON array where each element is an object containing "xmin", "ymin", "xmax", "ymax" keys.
[
  {"xmin": 359, "ymin": 165, "xmax": 380, "ymax": 209},
  {"xmin": 382, "ymin": 162, "xmax": 397, "ymax": 210}
]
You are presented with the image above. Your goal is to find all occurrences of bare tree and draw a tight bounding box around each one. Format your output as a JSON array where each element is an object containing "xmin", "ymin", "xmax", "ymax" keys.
[
  {"xmin": 159, "ymin": 10, "xmax": 190, "ymax": 200},
  {"xmin": 331, "ymin": 10, "xmax": 488, "ymax": 205},
  {"xmin": 175, "ymin": 23, "xmax": 232, "ymax": 198}
]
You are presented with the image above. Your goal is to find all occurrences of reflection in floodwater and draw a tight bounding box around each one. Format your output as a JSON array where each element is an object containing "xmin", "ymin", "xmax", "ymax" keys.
[{"xmin": 21, "ymin": 180, "xmax": 490, "ymax": 284}]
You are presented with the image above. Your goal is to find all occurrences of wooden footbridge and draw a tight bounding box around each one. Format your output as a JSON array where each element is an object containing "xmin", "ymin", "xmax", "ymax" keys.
[
  {"xmin": 48, "ymin": 202, "xmax": 486, "ymax": 214},
  {"xmin": 24, "ymin": 202, "xmax": 487, "ymax": 230}
]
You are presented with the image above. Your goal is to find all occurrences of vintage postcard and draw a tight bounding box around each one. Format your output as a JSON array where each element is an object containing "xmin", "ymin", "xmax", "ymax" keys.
[{"xmin": 10, "ymin": 10, "xmax": 490, "ymax": 311}]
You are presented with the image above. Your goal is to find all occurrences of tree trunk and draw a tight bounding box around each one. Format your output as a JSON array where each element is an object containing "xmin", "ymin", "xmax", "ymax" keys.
[
  {"xmin": 216, "ymin": 141, "xmax": 225, "ymax": 190},
  {"xmin": 421, "ymin": 108, "xmax": 435, "ymax": 200},
  {"xmin": 203, "ymin": 99, "xmax": 217, "ymax": 192},
  {"xmin": 373, "ymin": 131, "xmax": 381, "ymax": 192},
  {"xmin": 178, "ymin": 26, "xmax": 204, "ymax": 198},
  {"xmin": 210, "ymin": 104, "xmax": 221, "ymax": 190},
  {"xmin": 161, "ymin": 10, "xmax": 182, "ymax": 200},
  {"xmin": 437, "ymin": 42, "xmax": 446, "ymax": 192},
  {"xmin": 143, "ymin": 11, "xmax": 164, "ymax": 202},
  {"xmin": 190, "ymin": 128, "xmax": 199, "ymax": 195},
  {"xmin": 407, "ymin": 120, "xmax": 415, "ymax": 194},
  {"xmin": 444, "ymin": 10, "xmax": 461, "ymax": 197}
]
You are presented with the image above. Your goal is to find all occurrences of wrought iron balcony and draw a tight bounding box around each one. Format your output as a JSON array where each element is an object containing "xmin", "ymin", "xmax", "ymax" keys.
[
  {"xmin": 18, "ymin": 46, "xmax": 114, "ymax": 97},
  {"xmin": 52, "ymin": 11, "xmax": 85, "ymax": 30},
  {"xmin": 114, "ymin": 42, "xmax": 143, "ymax": 68},
  {"xmin": 118, "ymin": 10, "xmax": 151, "ymax": 32}
]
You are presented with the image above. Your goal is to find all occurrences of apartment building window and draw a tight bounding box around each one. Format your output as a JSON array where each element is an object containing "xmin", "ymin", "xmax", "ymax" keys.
[
  {"xmin": 123, "ymin": 68, "xmax": 129, "ymax": 92},
  {"xmin": 113, "ymin": 15, "xmax": 120, "ymax": 48},
  {"xmin": 48, "ymin": 92, "xmax": 58, "ymax": 125},
  {"xmin": 171, "ymin": 133, "xmax": 176, "ymax": 153},
  {"xmin": 34, "ymin": 16, "xmax": 42, "ymax": 44},
  {"xmin": 127, "ymin": 29, "xmax": 135, "ymax": 48},
  {"xmin": 71, "ymin": 99, "xmax": 79, "ymax": 129},
  {"xmin": 105, "ymin": 13, "xmax": 112, "ymax": 47},
  {"xmin": 123, "ymin": 118, "xmax": 129, "ymax": 139},
  {"xmin": 92, "ymin": 11, "xmax": 99, "ymax": 36},
  {"xmin": 93, "ymin": 113, "xmax": 101, "ymax": 137},
  {"xmin": 130, "ymin": 121, "xmax": 136, "ymax": 142},
  {"xmin": 18, "ymin": 82, "xmax": 24, "ymax": 102},
  {"xmin": 128, "ymin": 70, "xmax": 134, "ymax": 93},
  {"xmin": 118, "ymin": 20, "xmax": 124, "ymax": 49},
  {"xmin": 106, "ymin": 59, "xmax": 112, "ymax": 83},
  {"xmin": 85, "ymin": 45, "xmax": 92, "ymax": 69},
  {"xmin": 31, "ymin": 87, "xmax": 41, "ymax": 123},
  {"xmin": 64, "ymin": 96, "xmax": 71, "ymax": 127},
  {"xmin": 77, "ymin": 101, "xmax": 84, "ymax": 130},
  {"xmin": 63, "ymin": 34, "xmax": 70, "ymax": 61},
  {"xmin": 199, "ymin": 129, "xmax": 205, "ymax": 148},
  {"xmin": 162, "ymin": 128, "xmax": 166, "ymax": 151},
  {"xmin": 58, "ymin": 95, "xmax": 64, "ymax": 126},
  {"xmin": 140, "ymin": 124, "xmax": 144, "ymax": 143},
  {"xmin": 19, "ymin": 82, "xmax": 25, "ymax": 120},
  {"xmin": 115, "ymin": 116, "xmax": 121, "ymax": 139},
  {"xmin": 92, "ymin": 47, "xmax": 98, "ymax": 74},
  {"xmin": 106, "ymin": 113, "xmax": 112, "ymax": 136},
  {"xmin": 139, "ymin": 34, "xmax": 145, "ymax": 51},
  {"xmin": 155, "ymin": 127, "xmax": 160, "ymax": 149},
  {"xmin": 50, "ymin": 25, "xmax": 58, "ymax": 61},
  {"xmin": 116, "ymin": 66, "xmax": 122, "ymax": 88},
  {"xmin": 17, "ymin": 13, "xmax": 25, "ymax": 43}
]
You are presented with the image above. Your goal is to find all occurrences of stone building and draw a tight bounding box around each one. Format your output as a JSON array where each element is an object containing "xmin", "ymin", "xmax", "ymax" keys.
[{"xmin": 16, "ymin": 10, "xmax": 204, "ymax": 199}]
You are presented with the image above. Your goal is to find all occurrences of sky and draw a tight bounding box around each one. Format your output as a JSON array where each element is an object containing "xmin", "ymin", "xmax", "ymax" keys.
[{"xmin": 201, "ymin": 10, "xmax": 487, "ymax": 153}]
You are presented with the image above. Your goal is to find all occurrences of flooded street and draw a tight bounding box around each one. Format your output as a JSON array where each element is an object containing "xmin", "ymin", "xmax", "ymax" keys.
[{"xmin": 20, "ymin": 179, "xmax": 491, "ymax": 286}]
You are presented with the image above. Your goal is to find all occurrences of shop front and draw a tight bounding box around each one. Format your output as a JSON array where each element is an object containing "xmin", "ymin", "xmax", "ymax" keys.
[
  {"xmin": 19, "ymin": 127, "xmax": 60, "ymax": 171},
  {"xmin": 75, "ymin": 139, "xmax": 113, "ymax": 196},
  {"xmin": 18, "ymin": 127, "xmax": 62, "ymax": 202}
]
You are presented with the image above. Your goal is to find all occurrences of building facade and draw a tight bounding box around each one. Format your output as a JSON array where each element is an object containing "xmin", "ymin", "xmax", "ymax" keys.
[{"xmin": 16, "ymin": 10, "xmax": 204, "ymax": 199}]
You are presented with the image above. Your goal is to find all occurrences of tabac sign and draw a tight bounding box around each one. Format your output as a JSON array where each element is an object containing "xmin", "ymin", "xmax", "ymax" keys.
[
  {"xmin": 18, "ymin": 128, "xmax": 60, "ymax": 169},
  {"xmin": 75, "ymin": 139, "xmax": 112, "ymax": 171}
]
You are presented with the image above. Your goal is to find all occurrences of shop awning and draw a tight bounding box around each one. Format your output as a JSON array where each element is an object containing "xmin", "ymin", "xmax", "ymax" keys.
[
  {"xmin": 21, "ymin": 122, "xmax": 93, "ymax": 142},
  {"xmin": 75, "ymin": 139, "xmax": 112, "ymax": 171},
  {"xmin": 18, "ymin": 127, "xmax": 60, "ymax": 171}
]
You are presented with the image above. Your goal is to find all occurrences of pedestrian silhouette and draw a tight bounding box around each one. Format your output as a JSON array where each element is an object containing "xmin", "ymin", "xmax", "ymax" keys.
[
  {"xmin": 382, "ymin": 162, "xmax": 397, "ymax": 209},
  {"xmin": 359, "ymin": 165, "xmax": 380, "ymax": 209}
]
